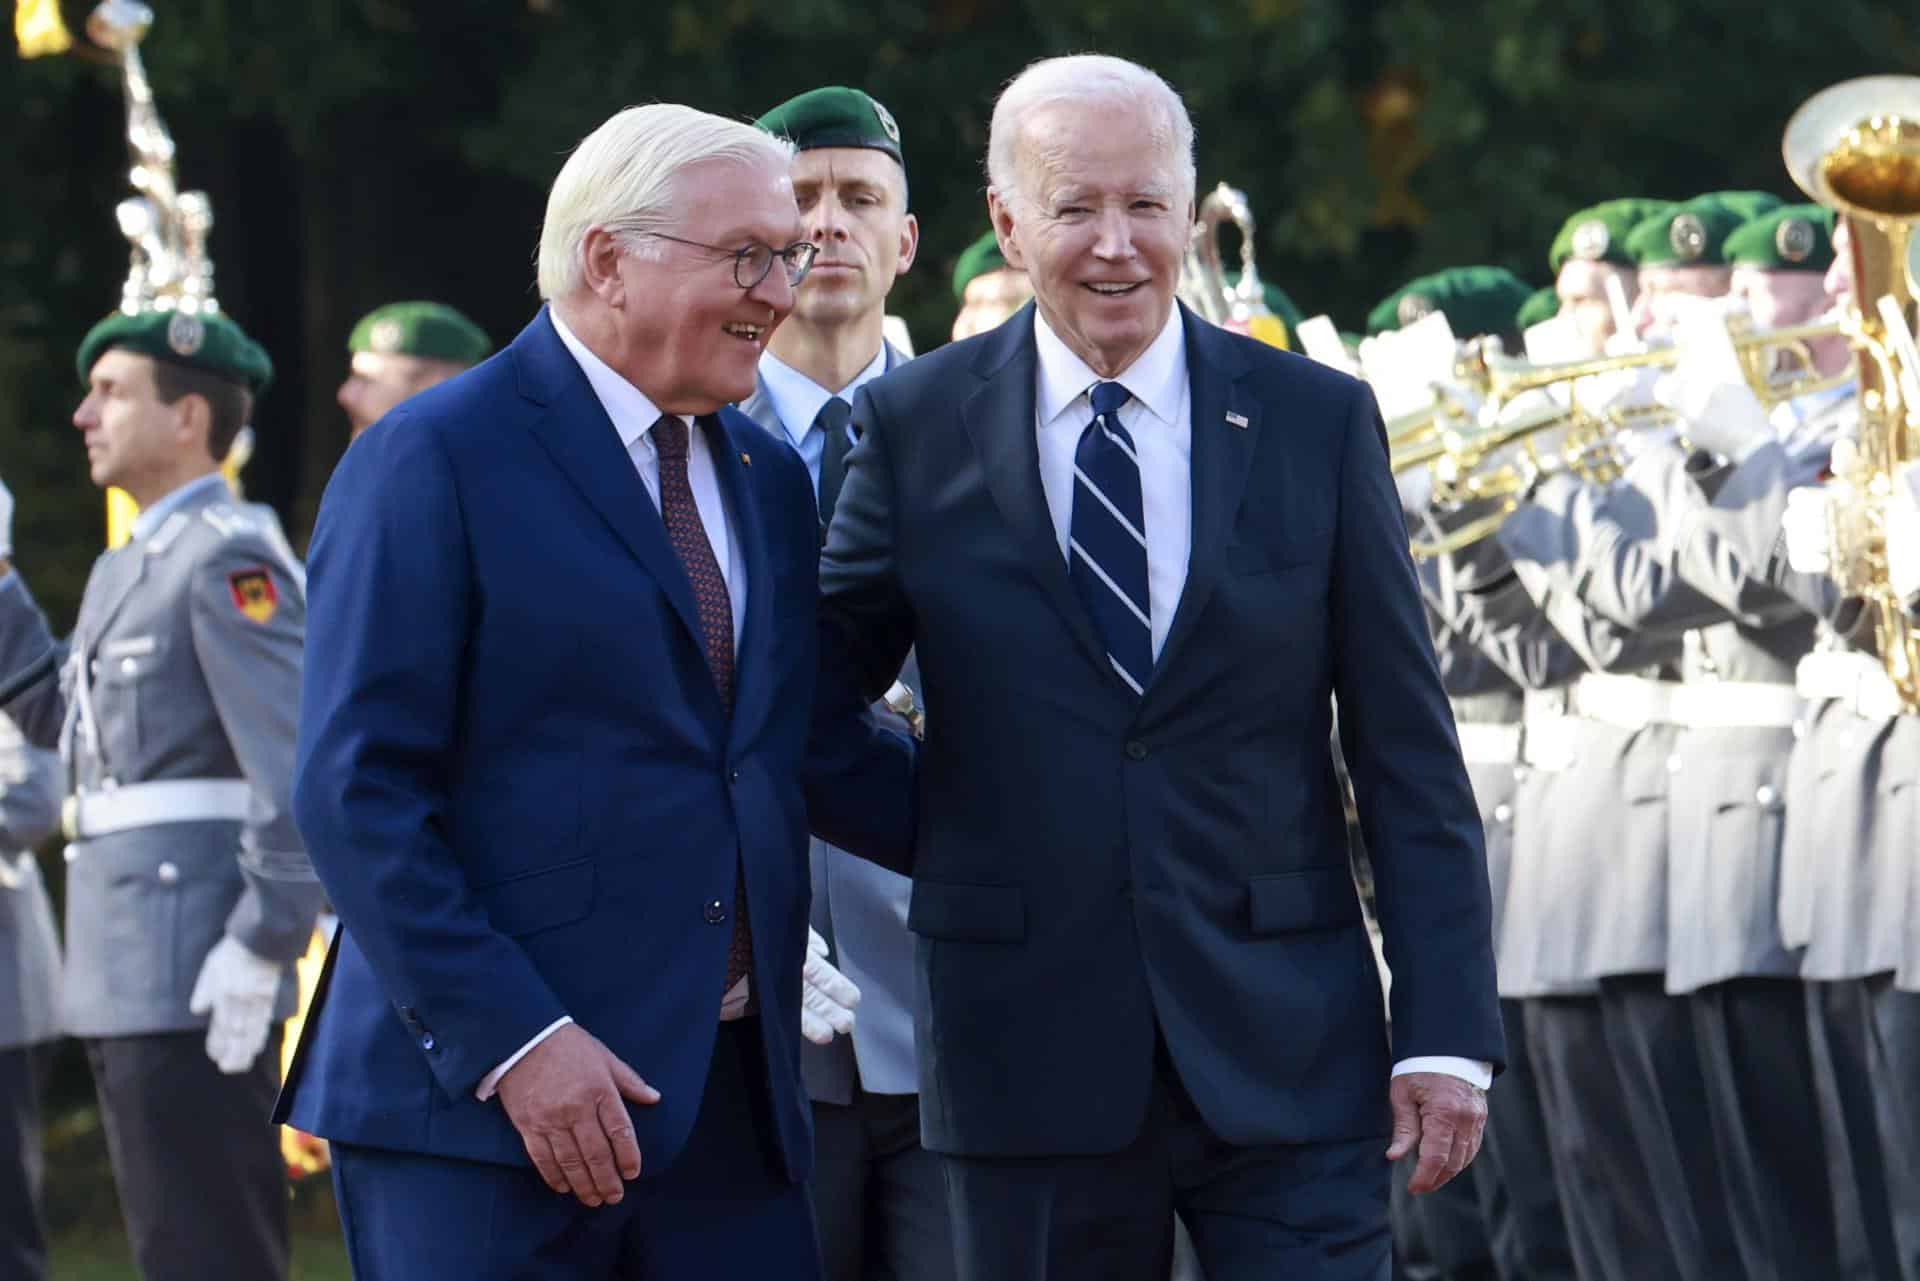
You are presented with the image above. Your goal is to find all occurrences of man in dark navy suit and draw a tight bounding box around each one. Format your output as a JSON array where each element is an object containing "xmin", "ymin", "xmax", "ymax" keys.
[
  {"xmin": 813, "ymin": 55, "xmax": 1503, "ymax": 1281},
  {"xmin": 280, "ymin": 103, "xmax": 910, "ymax": 1279}
]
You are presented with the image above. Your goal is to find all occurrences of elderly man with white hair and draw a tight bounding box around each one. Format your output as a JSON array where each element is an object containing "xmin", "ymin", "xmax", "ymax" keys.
[
  {"xmin": 812, "ymin": 54, "xmax": 1503, "ymax": 1281},
  {"xmin": 278, "ymin": 103, "xmax": 914, "ymax": 1279}
]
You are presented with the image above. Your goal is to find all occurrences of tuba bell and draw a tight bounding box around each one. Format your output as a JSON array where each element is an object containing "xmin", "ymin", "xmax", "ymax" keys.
[{"xmin": 1178, "ymin": 183, "xmax": 1290, "ymax": 348}]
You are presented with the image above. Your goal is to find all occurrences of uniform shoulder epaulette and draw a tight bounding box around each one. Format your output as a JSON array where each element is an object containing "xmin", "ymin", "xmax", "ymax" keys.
[
  {"xmin": 199, "ymin": 503, "xmax": 261, "ymax": 540},
  {"xmin": 143, "ymin": 511, "xmax": 193, "ymax": 557}
]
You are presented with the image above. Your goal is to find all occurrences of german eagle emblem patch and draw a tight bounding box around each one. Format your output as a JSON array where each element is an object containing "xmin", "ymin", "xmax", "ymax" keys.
[{"xmin": 228, "ymin": 568, "xmax": 278, "ymax": 623}]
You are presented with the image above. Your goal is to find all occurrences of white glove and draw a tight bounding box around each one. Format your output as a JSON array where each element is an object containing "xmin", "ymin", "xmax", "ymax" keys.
[
  {"xmin": 0, "ymin": 475, "xmax": 14, "ymax": 561},
  {"xmin": 1782, "ymin": 484, "xmax": 1839, "ymax": 576},
  {"xmin": 1886, "ymin": 461, "xmax": 1920, "ymax": 601},
  {"xmin": 187, "ymin": 935, "xmax": 283, "ymax": 1074},
  {"xmin": 1654, "ymin": 306, "xmax": 1773, "ymax": 461},
  {"xmin": 800, "ymin": 927, "xmax": 860, "ymax": 1046}
]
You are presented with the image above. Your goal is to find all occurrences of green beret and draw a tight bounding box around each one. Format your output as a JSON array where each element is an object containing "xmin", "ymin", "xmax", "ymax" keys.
[
  {"xmin": 1365, "ymin": 265, "xmax": 1535, "ymax": 338},
  {"xmin": 348, "ymin": 301, "xmax": 491, "ymax": 365},
  {"xmin": 76, "ymin": 310, "xmax": 273, "ymax": 395},
  {"xmin": 1549, "ymin": 198, "xmax": 1675, "ymax": 274},
  {"xmin": 952, "ymin": 230, "xmax": 1010, "ymax": 301},
  {"xmin": 755, "ymin": 86, "xmax": 903, "ymax": 169},
  {"xmin": 1515, "ymin": 285, "xmax": 1561, "ymax": 332},
  {"xmin": 1712, "ymin": 190, "xmax": 1787, "ymax": 222},
  {"xmin": 1626, "ymin": 195, "xmax": 1750, "ymax": 268},
  {"xmin": 1724, "ymin": 204, "xmax": 1836, "ymax": 272}
]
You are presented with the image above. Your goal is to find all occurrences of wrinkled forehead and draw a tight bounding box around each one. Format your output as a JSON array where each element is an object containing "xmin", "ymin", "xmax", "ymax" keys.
[
  {"xmin": 1014, "ymin": 99, "xmax": 1182, "ymax": 199},
  {"xmin": 670, "ymin": 156, "xmax": 802, "ymax": 243}
]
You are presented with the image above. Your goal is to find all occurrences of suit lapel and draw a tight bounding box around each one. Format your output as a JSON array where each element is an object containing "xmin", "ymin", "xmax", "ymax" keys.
[
  {"xmin": 1147, "ymin": 310, "xmax": 1258, "ymax": 694},
  {"xmin": 705, "ymin": 410, "xmax": 774, "ymax": 742},
  {"xmin": 959, "ymin": 310, "xmax": 1113, "ymax": 680},
  {"xmin": 513, "ymin": 310, "xmax": 707, "ymax": 655}
]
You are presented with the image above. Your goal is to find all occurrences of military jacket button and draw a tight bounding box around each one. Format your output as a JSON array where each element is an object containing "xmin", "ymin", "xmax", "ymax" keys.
[
  {"xmin": 1755, "ymin": 784, "xmax": 1778, "ymax": 807},
  {"xmin": 156, "ymin": 861, "xmax": 180, "ymax": 884},
  {"xmin": 1493, "ymin": 803, "xmax": 1513, "ymax": 824}
]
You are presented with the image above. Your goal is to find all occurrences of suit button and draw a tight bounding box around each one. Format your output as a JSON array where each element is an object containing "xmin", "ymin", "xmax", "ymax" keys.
[
  {"xmin": 704, "ymin": 899, "xmax": 727, "ymax": 924},
  {"xmin": 156, "ymin": 861, "xmax": 179, "ymax": 884},
  {"xmin": 1125, "ymin": 741, "xmax": 1148, "ymax": 761},
  {"xmin": 729, "ymin": 768, "xmax": 741, "ymax": 783},
  {"xmin": 421, "ymin": 1034, "xmax": 436, "ymax": 1051}
]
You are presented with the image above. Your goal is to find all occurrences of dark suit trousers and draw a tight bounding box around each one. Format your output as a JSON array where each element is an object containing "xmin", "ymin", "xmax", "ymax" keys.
[
  {"xmin": 1522, "ymin": 996, "xmax": 1676, "ymax": 1281},
  {"xmin": 1389, "ymin": 1150, "xmax": 1496, "ymax": 1281},
  {"xmin": 0, "ymin": 1045, "xmax": 48, "ymax": 1281},
  {"xmin": 331, "ymin": 1019, "xmax": 820, "ymax": 1280},
  {"xmin": 1804, "ymin": 979, "xmax": 1902, "ymax": 1281},
  {"xmin": 1866, "ymin": 977, "xmax": 1920, "ymax": 1281},
  {"xmin": 1596, "ymin": 975, "xmax": 1744, "ymax": 1279},
  {"xmin": 942, "ymin": 1037, "xmax": 1390, "ymax": 1281},
  {"xmin": 1689, "ymin": 978, "xmax": 1840, "ymax": 1281},
  {"xmin": 86, "ymin": 1027, "xmax": 288, "ymax": 1281},
  {"xmin": 811, "ymin": 1091, "xmax": 956, "ymax": 1281},
  {"xmin": 1471, "ymin": 1000, "xmax": 1574, "ymax": 1281}
]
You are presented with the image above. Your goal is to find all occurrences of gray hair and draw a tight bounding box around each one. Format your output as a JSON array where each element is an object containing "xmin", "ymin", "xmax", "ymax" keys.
[
  {"xmin": 986, "ymin": 55, "xmax": 1196, "ymax": 213},
  {"xmin": 536, "ymin": 103, "xmax": 795, "ymax": 300}
]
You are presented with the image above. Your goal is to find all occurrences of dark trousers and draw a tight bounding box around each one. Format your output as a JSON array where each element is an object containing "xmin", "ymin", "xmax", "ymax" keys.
[
  {"xmin": 1805, "ymin": 979, "xmax": 1902, "ymax": 1281},
  {"xmin": 86, "ymin": 1027, "xmax": 289, "ymax": 1281},
  {"xmin": 0, "ymin": 1044, "xmax": 48, "ymax": 1281},
  {"xmin": 1522, "ymin": 996, "xmax": 1676, "ymax": 1281},
  {"xmin": 1690, "ymin": 978, "xmax": 1841, "ymax": 1281},
  {"xmin": 1866, "ymin": 977, "xmax": 1920, "ymax": 1281},
  {"xmin": 811, "ymin": 1090, "xmax": 956, "ymax": 1281},
  {"xmin": 1390, "ymin": 1149, "xmax": 1496, "ymax": 1281},
  {"xmin": 1596, "ymin": 975, "xmax": 1743, "ymax": 1279},
  {"xmin": 1472, "ymin": 1000, "xmax": 1574, "ymax": 1281},
  {"xmin": 942, "ymin": 1037, "xmax": 1390, "ymax": 1281},
  {"xmin": 332, "ymin": 1018, "xmax": 820, "ymax": 1280}
]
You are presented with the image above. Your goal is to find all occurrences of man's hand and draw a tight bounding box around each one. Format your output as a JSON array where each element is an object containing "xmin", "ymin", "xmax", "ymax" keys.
[
  {"xmin": 1782, "ymin": 483, "xmax": 1842, "ymax": 576},
  {"xmin": 187, "ymin": 935, "xmax": 282, "ymax": 1074},
  {"xmin": 1385, "ymin": 1071, "xmax": 1488, "ymax": 1194},
  {"xmin": 802, "ymin": 927, "xmax": 861, "ymax": 1046},
  {"xmin": 495, "ymin": 1023, "xmax": 660, "ymax": 1207}
]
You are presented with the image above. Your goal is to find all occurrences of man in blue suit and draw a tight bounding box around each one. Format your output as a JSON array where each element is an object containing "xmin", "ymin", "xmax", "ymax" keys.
[
  {"xmin": 812, "ymin": 56, "xmax": 1504, "ymax": 1281},
  {"xmin": 280, "ymin": 103, "xmax": 910, "ymax": 1279}
]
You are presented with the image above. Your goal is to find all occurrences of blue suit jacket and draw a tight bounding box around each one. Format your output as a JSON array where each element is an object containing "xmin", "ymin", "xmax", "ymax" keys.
[
  {"xmin": 815, "ymin": 303, "xmax": 1504, "ymax": 1157},
  {"xmin": 278, "ymin": 308, "xmax": 910, "ymax": 1178}
]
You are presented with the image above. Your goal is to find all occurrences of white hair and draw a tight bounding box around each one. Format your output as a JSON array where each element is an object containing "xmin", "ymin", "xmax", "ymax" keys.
[
  {"xmin": 986, "ymin": 55, "xmax": 1196, "ymax": 212},
  {"xmin": 536, "ymin": 103, "xmax": 795, "ymax": 300}
]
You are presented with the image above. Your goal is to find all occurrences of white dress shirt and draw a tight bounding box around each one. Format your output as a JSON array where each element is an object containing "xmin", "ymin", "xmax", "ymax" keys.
[
  {"xmin": 758, "ymin": 344, "xmax": 889, "ymax": 491},
  {"xmin": 477, "ymin": 310, "xmax": 753, "ymax": 1102},
  {"xmin": 1029, "ymin": 306, "xmax": 1491, "ymax": 1093}
]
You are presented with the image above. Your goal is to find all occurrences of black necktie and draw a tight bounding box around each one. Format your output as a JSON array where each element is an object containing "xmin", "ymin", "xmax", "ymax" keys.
[{"xmin": 816, "ymin": 397, "xmax": 854, "ymax": 526}]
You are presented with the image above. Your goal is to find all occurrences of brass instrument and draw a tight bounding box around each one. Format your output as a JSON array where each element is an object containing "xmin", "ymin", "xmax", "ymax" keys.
[
  {"xmin": 1178, "ymin": 183, "xmax": 1290, "ymax": 347},
  {"xmin": 1783, "ymin": 75, "xmax": 1920, "ymax": 708}
]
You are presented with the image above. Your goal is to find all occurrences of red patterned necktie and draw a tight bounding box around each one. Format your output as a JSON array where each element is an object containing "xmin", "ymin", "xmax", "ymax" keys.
[{"xmin": 652, "ymin": 415, "xmax": 750, "ymax": 994}]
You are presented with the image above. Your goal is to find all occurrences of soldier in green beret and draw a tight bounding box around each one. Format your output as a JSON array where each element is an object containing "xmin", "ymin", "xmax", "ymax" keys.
[
  {"xmin": 1549, "ymin": 198, "xmax": 1672, "ymax": 358},
  {"xmin": 1514, "ymin": 285, "xmax": 1560, "ymax": 335},
  {"xmin": 336, "ymin": 301, "xmax": 491, "ymax": 438},
  {"xmin": 746, "ymin": 85, "xmax": 955, "ymax": 1281},
  {"xmin": 950, "ymin": 229, "xmax": 1032, "ymax": 342},
  {"xmin": 1365, "ymin": 265, "xmax": 1534, "ymax": 346},
  {"xmin": 1724, "ymin": 204, "xmax": 1849, "ymax": 379},
  {"xmin": 1624, "ymin": 194, "xmax": 1750, "ymax": 341}
]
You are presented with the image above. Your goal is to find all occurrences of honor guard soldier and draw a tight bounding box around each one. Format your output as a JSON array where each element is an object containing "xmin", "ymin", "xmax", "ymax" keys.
[
  {"xmin": 336, "ymin": 300, "xmax": 492, "ymax": 439},
  {"xmin": 948, "ymin": 229, "xmax": 1032, "ymax": 343},
  {"xmin": 0, "ymin": 307, "xmax": 321, "ymax": 1281}
]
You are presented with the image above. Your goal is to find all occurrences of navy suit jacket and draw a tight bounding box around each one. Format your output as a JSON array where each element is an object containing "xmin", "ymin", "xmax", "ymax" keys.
[
  {"xmin": 814, "ymin": 303, "xmax": 1504, "ymax": 1158},
  {"xmin": 278, "ymin": 308, "xmax": 910, "ymax": 1178}
]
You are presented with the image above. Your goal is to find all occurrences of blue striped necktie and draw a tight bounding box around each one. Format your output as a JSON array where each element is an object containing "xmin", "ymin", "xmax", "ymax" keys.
[{"xmin": 1069, "ymin": 381, "xmax": 1152, "ymax": 695}]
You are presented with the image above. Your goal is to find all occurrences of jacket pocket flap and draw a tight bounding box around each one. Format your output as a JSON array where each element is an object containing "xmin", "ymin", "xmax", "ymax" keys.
[
  {"xmin": 477, "ymin": 859, "xmax": 596, "ymax": 937},
  {"xmin": 907, "ymin": 882, "xmax": 1025, "ymax": 942},
  {"xmin": 1248, "ymin": 867, "xmax": 1361, "ymax": 935}
]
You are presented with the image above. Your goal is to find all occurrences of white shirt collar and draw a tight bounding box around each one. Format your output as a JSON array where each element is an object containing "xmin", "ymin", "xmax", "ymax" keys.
[
  {"xmin": 549, "ymin": 307, "xmax": 688, "ymax": 448},
  {"xmin": 757, "ymin": 344, "xmax": 889, "ymax": 453},
  {"xmin": 1033, "ymin": 304, "xmax": 1186, "ymax": 429},
  {"xmin": 130, "ymin": 472, "xmax": 227, "ymax": 541}
]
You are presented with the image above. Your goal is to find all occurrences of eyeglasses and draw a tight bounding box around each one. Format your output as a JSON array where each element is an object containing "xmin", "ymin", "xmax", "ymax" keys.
[{"xmin": 641, "ymin": 233, "xmax": 819, "ymax": 289}]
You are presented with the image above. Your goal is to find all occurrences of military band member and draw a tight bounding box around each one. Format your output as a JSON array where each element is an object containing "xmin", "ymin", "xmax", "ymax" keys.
[
  {"xmin": 0, "ymin": 703, "xmax": 63, "ymax": 1281},
  {"xmin": 742, "ymin": 86, "xmax": 956, "ymax": 1281},
  {"xmin": 336, "ymin": 300, "xmax": 492, "ymax": 438},
  {"xmin": 1548, "ymin": 198, "xmax": 1668, "ymax": 356},
  {"xmin": 1513, "ymin": 285, "xmax": 1559, "ymax": 337},
  {"xmin": 1623, "ymin": 193, "xmax": 1773, "ymax": 342},
  {"xmin": 948, "ymin": 229, "xmax": 1032, "ymax": 342},
  {"xmin": 0, "ymin": 309, "xmax": 321, "ymax": 1281}
]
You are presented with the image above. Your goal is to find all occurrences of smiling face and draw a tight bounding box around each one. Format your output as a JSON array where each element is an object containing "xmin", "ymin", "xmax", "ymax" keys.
[
  {"xmin": 988, "ymin": 97, "xmax": 1190, "ymax": 377},
  {"xmin": 789, "ymin": 146, "xmax": 917, "ymax": 329},
  {"xmin": 608, "ymin": 156, "xmax": 803, "ymax": 412}
]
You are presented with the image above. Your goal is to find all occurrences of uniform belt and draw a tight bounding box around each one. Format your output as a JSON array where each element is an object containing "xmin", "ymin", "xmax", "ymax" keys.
[
  {"xmin": 1455, "ymin": 721, "xmax": 1522, "ymax": 765},
  {"xmin": 1566, "ymin": 672, "xmax": 1679, "ymax": 731},
  {"xmin": 1668, "ymin": 680, "xmax": 1801, "ymax": 729},
  {"xmin": 62, "ymin": 779, "xmax": 251, "ymax": 841},
  {"xmin": 1520, "ymin": 688, "xmax": 1576, "ymax": 771},
  {"xmin": 1796, "ymin": 650, "xmax": 1906, "ymax": 720}
]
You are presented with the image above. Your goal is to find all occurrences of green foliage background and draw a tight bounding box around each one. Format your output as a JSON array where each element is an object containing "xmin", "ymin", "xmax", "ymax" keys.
[{"xmin": 3, "ymin": 2, "xmax": 1920, "ymax": 1244}]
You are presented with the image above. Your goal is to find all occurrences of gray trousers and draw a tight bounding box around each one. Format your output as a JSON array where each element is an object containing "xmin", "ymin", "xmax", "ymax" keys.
[
  {"xmin": 811, "ymin": 1091, "xmax": 957, "ymax": 1281},
  {"xmin": 86, "ymin": 1027, "xmax": 289, "ymax": 1281},
  {"xmin": 0, "ymin": 1044, "xmax": 47, "ymax": 1281}
]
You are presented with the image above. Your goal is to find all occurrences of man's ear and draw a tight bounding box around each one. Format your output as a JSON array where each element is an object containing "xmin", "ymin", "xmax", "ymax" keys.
[
  {"xmin": 987, "ymin": 189, "xmax": 1026, "ymax": 273},
  {"xmin": 581, "ymin": 227, "xmax": 628, "ymax": 308},
  {"xmin": 174, "ymin": 392, "xmax": 214, "ymax": 458},
  {"xmin": 895, "ymin": 213, "xmax": 921, "ymax": 274}
]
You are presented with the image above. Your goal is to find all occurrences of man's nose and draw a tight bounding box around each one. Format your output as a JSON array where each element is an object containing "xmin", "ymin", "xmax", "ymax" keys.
[{"xmin": 1091, "ymin": 208, "xmax": 1135, "ymax": 259}]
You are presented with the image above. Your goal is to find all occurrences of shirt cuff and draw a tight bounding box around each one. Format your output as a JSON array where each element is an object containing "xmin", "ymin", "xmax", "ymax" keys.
[
  {"xmin": 1392, "ymin": 1056, "xmax": 1493, "ymax": 1090},
  {"xmin": 475, "ymin": 1016, "xmax": 573, "ymax": 1101}
]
